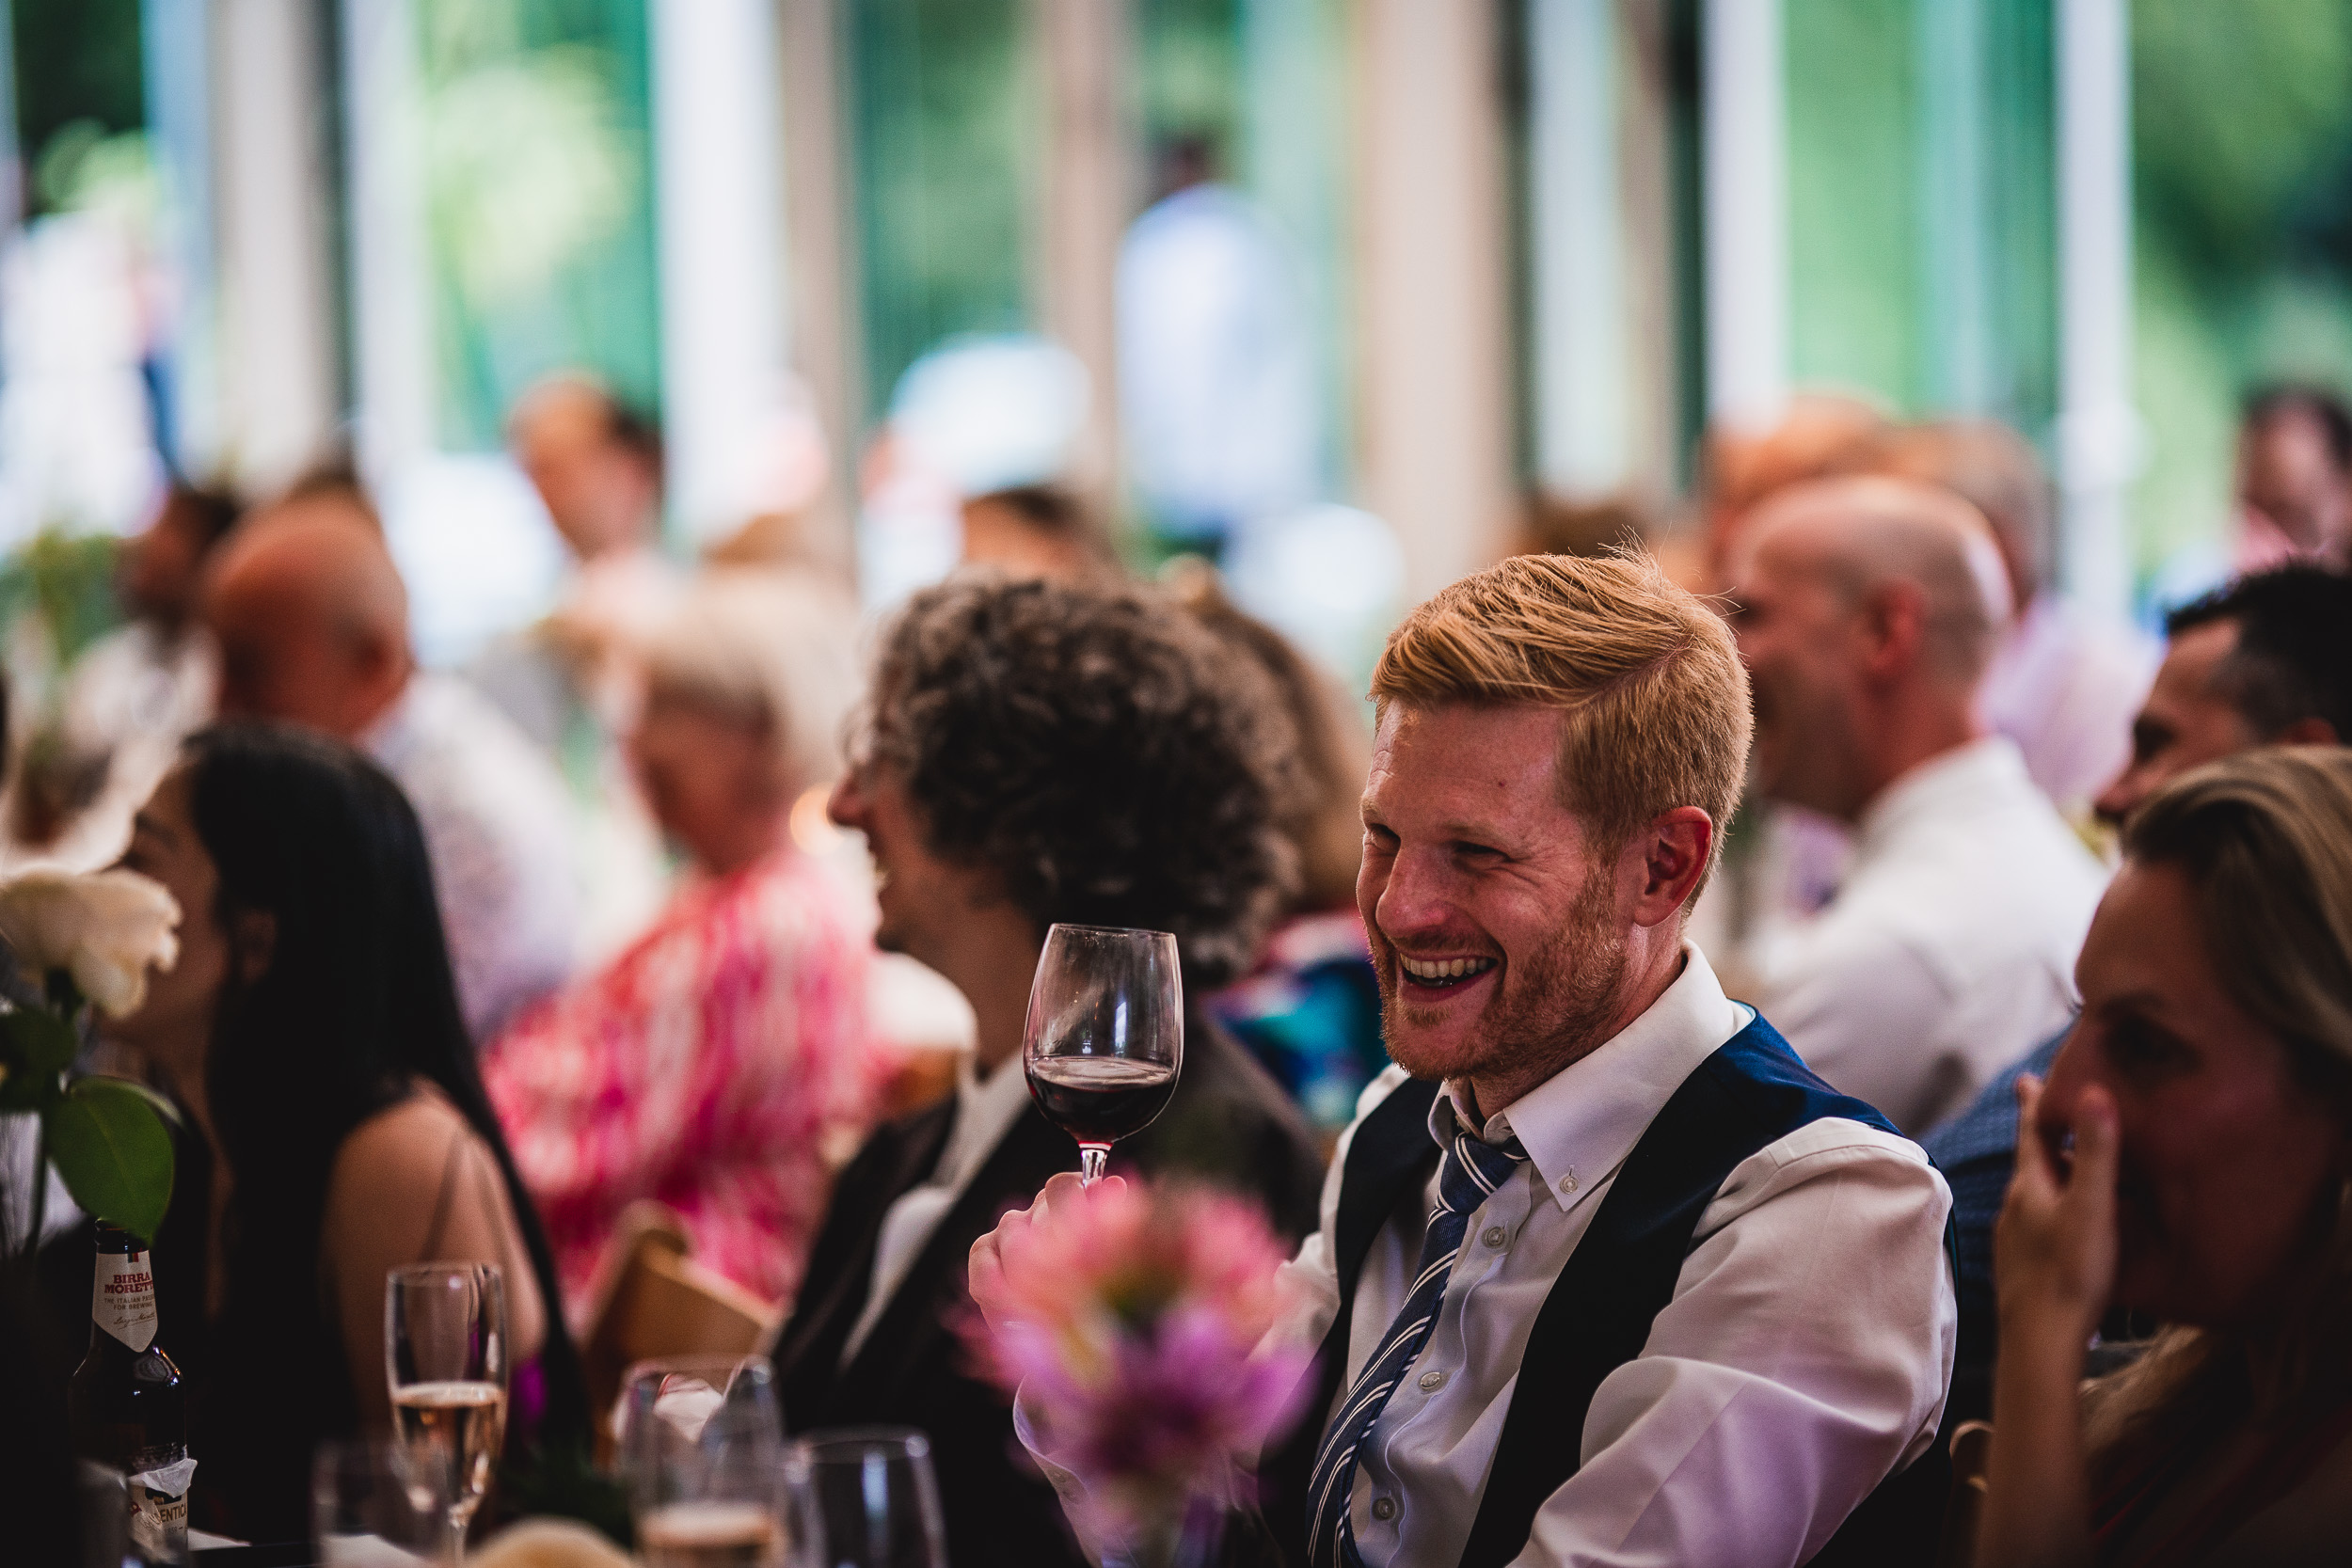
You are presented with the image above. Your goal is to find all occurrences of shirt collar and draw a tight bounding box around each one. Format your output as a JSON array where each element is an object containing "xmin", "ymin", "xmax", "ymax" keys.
[
  {"xmin": 1432, "ymin": 944, "xmax": 1751, "ymax": 1212},
  {"xmin": 940, "ymin": 1053, "xmax": 1036, "ymax": 1187},
  {"xmin": 1855, "ymin": 735, "xmax": 2032, "ymax": 857}
]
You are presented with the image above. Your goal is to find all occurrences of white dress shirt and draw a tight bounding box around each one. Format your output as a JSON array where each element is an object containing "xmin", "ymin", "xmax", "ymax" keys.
[
  {"xmin": 1753, "ymin": 736, "xmax": 2106, "ymax": 1133},
  {"xmin": 1979, "ymin": 594, "xmax": 2156, "ymax": 815},
  {"xmin": 364, "ymin": 673, "xmax": 580, "ymax": 1041},
  {"xmin": 842, "ymin": 1053, "xmax": 1035, "ymax": 1363},
  {"xmin": 1026, "ymin": 946, "xmax": 1956, "ymax": 1568}
]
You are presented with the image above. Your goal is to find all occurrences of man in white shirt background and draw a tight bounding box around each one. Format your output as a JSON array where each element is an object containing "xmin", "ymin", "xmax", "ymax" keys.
[
  {"xmin": 203, "ymin": 494, "xmax": 580, "ymax": 1042},
  {"xmin": 975, "ymin": 552, "xmax": 1957, "ymax": 1568},
  {"xmin": 1863, "ymin": 420, "xmax": 2154, "ymax": 818},
  {"xmin": 1726, "ymin": 475, "xmax": 2107, "ymax": 1133}
]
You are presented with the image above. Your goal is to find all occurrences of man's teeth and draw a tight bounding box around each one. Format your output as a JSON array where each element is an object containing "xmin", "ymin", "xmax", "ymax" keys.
[{"xmin": 1401, "ymin": 956, "xmax": 1496, "ymax": 982}]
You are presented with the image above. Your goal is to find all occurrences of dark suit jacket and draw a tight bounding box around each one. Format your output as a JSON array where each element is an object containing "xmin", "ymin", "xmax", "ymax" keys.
[{"xmin": 775, "ymin": 1013, "xmax": 1327, "ymax": 1568}]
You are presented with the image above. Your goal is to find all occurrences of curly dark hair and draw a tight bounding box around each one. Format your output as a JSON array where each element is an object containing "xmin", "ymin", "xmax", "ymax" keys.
[{"xmin": 866, "ymin": 575, "xmax": 1301, "ymax": 986}]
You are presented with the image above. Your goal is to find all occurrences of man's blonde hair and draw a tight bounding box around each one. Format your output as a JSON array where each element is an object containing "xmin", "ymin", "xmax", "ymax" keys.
[{"xmin": 1371, "ymin": 552, "xmax": 1753, "ymax": 883}]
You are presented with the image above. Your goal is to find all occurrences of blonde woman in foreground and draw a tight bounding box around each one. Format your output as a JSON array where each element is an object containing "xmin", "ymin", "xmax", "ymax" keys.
[{"xmin": 1981, "ymin": 748, "xmax": 2352, "ymax": 1566}]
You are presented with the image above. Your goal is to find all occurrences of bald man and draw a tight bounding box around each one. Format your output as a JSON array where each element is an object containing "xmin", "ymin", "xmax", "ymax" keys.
[
  {"xmin": 207, "ymin": 499, "xmax": 580, "ymax": 1039},
  {"xmin": 1862, "ymin": 420, "xmax": 2153, "ymax": 813},
  {"xmin": 1726, "ymin": 477, "xmax": 2106, "ymax": 1132}
]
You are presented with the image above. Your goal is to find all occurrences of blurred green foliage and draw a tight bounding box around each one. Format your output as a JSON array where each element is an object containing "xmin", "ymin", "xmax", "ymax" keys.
[
  {"xmin": 0, "ymin": 532, "xmax": 122, "ymax": 672},
  {"xmin": 419, "ymin": 0, "xmax": 660, "ymax": 450},
  {"xmin": 8, "ymin": 0, "xmax": 143, "ymax": 215},
  {"xmin": 1137, "ymin": 0, "xmax": 1243, "ymax": 173},
  {"xmin": 849, "ymin": 0, "xmax": 1038, "ymax": 421},
  {"xmin": 2130, "ymin": 0, "xmax": 2352, "ymax": 583},
  {"xmin": 2135, "ymin": 0, "xmax": 2352, "ymax": 284}
]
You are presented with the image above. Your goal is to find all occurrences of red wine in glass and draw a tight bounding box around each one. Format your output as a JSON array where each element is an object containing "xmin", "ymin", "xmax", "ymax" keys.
[{"xmin": 1023, "ymin": 925, "xmax": 1184, "ymax": 1183}]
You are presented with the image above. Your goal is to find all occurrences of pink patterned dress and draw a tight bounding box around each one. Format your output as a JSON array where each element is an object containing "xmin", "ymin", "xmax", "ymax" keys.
[{"xmin": 485, "ymin": 847, "xmax": 879, "ymax": 1315}]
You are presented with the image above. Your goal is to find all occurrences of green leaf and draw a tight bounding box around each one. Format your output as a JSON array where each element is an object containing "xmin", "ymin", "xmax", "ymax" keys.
[
  {"xmin": 45, "ymin": 1077, "xmax": 176, "ymax": 1243},
  {"xmin": 2, "ymin": 1004, "xmax": 78, "ymax": 1078}
]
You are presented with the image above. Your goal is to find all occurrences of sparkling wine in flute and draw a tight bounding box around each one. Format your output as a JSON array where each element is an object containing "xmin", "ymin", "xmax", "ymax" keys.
[
  {"xmin": 1026, "ymin": 1054, "xmax": 1179, "ymax": 1146},
  {"xmin": 638, "ymin": 1500, "xmax": 787, "ymax": 1568},
  {"xmin": 391, "ymin": 1381, "xmax": 506, "ymax": 1521}
]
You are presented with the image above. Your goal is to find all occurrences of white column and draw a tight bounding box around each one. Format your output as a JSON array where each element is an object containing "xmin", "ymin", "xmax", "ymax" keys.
[
  {"xmin": 2057, "ymin": 0, "xmax": 2138, "ymax": 620},
  {"xmin": 1701, "ymin": 0, "xmax": 1787, "ymax": 429},
  {"xmin": 214, "ymin": 0, "xmax": 339, "ymax": 496},
  {"xmin": 142, "ymin": 0, "xmax": 218, "ymax": 477},
  {"xmin": 1353, "ymin": 0, "xmax": 1516, "ymax": 599},
  {"xmin": 779, "ymin": 0, "xmax": 861, "ymax": 567},
  {"xmin": 1528, "ymin": 0, "xmax": 1626, "ymax": 497},
  {"xmin": 341, "ymin": 0, "xmax": 434, "ymax": 486},
  {"xmin": 1036, "ymin": 0, "xmax": 1132, "ymax": 515},
  {"xmin": 650, "ymin": 0, "xmax": 791, "ymax": 546}
]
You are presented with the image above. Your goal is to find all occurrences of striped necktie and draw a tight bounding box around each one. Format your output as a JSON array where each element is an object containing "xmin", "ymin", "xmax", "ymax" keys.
[{"xmin": 1305, "ymin": 1106, "xmax": 1529, "ymax": 1568}]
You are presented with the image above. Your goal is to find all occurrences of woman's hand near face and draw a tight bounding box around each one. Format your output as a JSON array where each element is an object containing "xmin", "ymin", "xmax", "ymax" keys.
[
  {"xmin": 1995, "ymin": 1072, "xmax": 2122, "ymax": 1352},
  {"xmin": 1975, "ymin": 1071, "xmax": 2121, "ymax": 1568}
]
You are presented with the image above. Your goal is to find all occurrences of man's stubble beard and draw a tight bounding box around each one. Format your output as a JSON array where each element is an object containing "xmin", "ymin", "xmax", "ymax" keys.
[{"xmin": 1378, "ymin": 862, "xmax": 1629, "ymax": 1087}]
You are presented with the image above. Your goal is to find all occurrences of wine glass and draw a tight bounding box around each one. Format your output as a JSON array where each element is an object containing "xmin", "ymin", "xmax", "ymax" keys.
[
  {"xmin": 312, "ymin": 1438, "xmax": 450, "ymax": 1566},
  {"xmin": 782, "ymin": 1428, "xmax": 947, "ymax": 1568},
  {"xmin": 385, "ymin": 1263, "xmax": 507, "ymax": 1564},
  {"xmin": 616, "ymin": 1355, "xmax": 786, "ymax": 1568},
  {"xmin": 1022, "ymin": 924, "xmax": 1184, "ymax": 1185}
]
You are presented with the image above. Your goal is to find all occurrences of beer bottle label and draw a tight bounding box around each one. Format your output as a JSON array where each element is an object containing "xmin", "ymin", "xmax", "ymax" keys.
[{"xmin": 92, "ymin": 1247, "xmax": 158, "ymax": 1352}]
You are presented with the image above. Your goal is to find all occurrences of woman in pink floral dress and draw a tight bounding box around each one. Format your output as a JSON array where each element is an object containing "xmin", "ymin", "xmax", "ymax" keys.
[{"xmin": 485, "ymin": 571, "xmax": 880, "ymax": 1316}]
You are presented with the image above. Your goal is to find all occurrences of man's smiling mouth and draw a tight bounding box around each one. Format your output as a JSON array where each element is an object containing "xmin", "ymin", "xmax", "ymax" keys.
[{"xmin": 1399, "ymin": 955, "xmax": 1498, "ymax": 989}]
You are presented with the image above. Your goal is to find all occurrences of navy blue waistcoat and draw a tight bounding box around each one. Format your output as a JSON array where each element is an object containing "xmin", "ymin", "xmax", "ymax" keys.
[{"xmin": 1256, "ymin": 1014, "xmax": 1915, "ymax": 1568}]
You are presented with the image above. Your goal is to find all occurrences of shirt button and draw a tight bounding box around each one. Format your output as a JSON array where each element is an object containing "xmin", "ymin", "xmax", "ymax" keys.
[
  {"xmin": 1372, "ymin": 1497, "xmax": 1397, "ymax": 1522},
  {"xmin": 1481, "ymin": 1225, "xmax": 1507, "ymax": 1248},
  {"xmin": 1418, "ymin": 1369, "xmax": 1445, "ymax": 1391},
  {"xmin": 1558, "ymin": 1170, "xmax": 1579, "ymax": 1194}
]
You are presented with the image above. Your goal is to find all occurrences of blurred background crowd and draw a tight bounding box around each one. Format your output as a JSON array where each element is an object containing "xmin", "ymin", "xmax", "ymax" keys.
[{"xmin": 5, "ymin": 0, "xmax": 2352, "ymax": 1438}]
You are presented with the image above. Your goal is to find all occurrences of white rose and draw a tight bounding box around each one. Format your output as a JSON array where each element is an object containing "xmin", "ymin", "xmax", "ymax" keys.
[{"xmin": 0, "ymin": 869, "xmax": 183, "ymax": 1019}]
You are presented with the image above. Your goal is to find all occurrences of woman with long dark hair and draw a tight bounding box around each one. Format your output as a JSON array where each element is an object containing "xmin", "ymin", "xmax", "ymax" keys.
[{"xmin": 97, "ymin": 721, "xmax": 586, "ymax": 1541}]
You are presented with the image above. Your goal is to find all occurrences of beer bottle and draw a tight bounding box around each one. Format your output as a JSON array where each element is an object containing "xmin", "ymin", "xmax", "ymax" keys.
[{"xmin": 68, "ymin": 1222, "xmax": 191, "ymax": 1563}]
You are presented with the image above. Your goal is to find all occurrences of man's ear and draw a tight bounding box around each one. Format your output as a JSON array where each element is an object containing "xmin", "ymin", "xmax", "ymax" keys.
[
  {"xmin": 1857, "ymin": 580, "xmax": 1929, "ymax": 683},
  {"xmin": 1629, "ymin": 806, "xmax": 1714, "ymax": 929},
  {"xmin": 230, "ymin": 909, "xmax": 278, "ymax": 986}
]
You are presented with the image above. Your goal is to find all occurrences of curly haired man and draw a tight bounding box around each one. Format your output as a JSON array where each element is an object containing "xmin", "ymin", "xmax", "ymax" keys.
[{"xmin": 773, "ymin": 575, "xmax": 1325, "ymax": 1568}]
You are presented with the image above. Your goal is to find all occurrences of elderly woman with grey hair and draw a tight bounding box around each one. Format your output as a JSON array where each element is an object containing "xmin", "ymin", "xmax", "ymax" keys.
[{"xmin": 484, "ymin": 569, "xmax": 880, "ymax": 1318}]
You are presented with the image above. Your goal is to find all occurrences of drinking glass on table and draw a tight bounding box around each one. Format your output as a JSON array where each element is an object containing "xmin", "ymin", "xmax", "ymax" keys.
[
  {"xmin": 1022, "ymin": 924, "xmax": 1184, "ymax": 1185},
  {"xmin": 616, "ymin": 1355, "xmax": 786, "ymax": 1568},
  {"xmin": 313, "ymin": 1438, "xmax": 451, "ymax": 1566},
  {"xmin": 783, "ymin": 1429, "xmax": 947, "ymax": 1568},
  {"xmin": 384, "ymin": 1263, "xmax": 507, "ymax": 1564}
]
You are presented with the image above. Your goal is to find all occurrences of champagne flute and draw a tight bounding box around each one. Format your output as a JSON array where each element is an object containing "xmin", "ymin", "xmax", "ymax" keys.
[
  {"xmin": 616, "ymin": 1355, "xmax": 786, "ymax": 1568},
  {"xmin": 782, "ymin": 1428, "xmax": 947, "ymax": 1568},
  {"xmin": 1022, "ymin": 924, "xmax": 1184, "ymax": 1185},
  {"xmin": 385, "ymin": 1263, "xmax": 507, "ymax": 1564}
]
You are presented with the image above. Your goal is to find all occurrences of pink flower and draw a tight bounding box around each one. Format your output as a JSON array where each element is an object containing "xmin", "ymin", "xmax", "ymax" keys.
[{"xmin": 964, "ymin": 1180, "xmax": 1313, "ymax": 1534}]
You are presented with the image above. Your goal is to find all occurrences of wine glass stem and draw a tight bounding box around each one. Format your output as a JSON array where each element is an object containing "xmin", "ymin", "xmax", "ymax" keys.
[
  {"xmin": 445, "ymin": 1507, "xmax": 469, "ymax": 1566},
  {"xmin": 1079, "ymin": 1144, "xmax": 1110, "ymax": 1186}
]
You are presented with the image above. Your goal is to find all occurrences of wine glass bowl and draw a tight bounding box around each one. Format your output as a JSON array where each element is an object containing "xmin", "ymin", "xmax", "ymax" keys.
[
  {"xmin": 1022, "ymin": 924, "xmax": 1184, "ymax": 1184},
  {"xmin": 783, "ymin": 1428, "xmax": 948, "ymax": 1568},
  {"xmin": 384, "ymin": 1263, "xmax": 507, "ymax": 1564},
  {"xmin": 616, "ymin": 1355, "xmax": 786, "ymax": 1568},
  {"xmin": 312, "ymin": 1438, "xmax": 450, "ymax": 1566}
]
